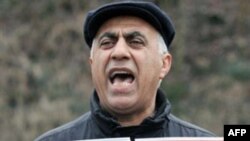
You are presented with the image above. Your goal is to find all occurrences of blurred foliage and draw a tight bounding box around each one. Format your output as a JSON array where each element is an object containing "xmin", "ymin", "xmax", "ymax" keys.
[
  {"xmin": 0, "ymin": 0, "xmax": 250, "ymax": 140},
  {"xmin": 224, "ymin": 61, "xmax": 250, "ymax": 81}
]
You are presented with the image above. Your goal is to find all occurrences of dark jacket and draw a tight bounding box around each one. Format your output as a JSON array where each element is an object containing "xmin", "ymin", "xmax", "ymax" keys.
[{"xmin": 35, "ymin": 89, "xmax": 215, "ymax": 141}]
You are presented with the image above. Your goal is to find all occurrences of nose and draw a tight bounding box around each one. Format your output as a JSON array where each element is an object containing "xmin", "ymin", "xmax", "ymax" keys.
[{"xmin": 110, "ymin": 39, "xmax": 131, "ymax": 60}]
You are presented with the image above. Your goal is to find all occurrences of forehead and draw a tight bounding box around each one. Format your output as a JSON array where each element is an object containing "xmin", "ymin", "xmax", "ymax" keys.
[{"xmin": 96, "ymin": 16, "xmax": 158, "ymax": 36}]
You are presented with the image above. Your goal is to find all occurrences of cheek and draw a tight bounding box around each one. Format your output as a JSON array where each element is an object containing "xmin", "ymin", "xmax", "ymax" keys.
[
  {"xmin": 91, "ymin": 53, "xmax": 108, "ymax": 81},
  {"xmin": 137, "ymin": 52, "xmax": 162, "ymax": 88},
  {"xmin": 139, "ymin": 53, "xmax": 162, "ymax": 74},
  {"xmin": 92, "ymin": 50, "xmax": 109, "ymax": 69}
]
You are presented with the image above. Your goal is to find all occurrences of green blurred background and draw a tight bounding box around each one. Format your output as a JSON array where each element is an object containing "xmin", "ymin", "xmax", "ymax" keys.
[{"xmin": 0, "ymin": 0, "xmax": 249, "ymax": 140}]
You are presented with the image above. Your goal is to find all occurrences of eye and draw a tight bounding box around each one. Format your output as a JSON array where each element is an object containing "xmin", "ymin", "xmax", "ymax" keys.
[
  {"xmin": 100, "ymin": 39, "xmax": 115, "ymax": 49},
  {"xmin": 129, "ymin": 39, "xmax": 144, "ymax": 47}
]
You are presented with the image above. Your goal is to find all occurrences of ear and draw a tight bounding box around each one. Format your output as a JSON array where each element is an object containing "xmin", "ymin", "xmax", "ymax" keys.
[
  {"xmin": 89, "ymin": 57, "xmax": 93, "ymax": 65},
  {"xmin": 159, "ymin": 53, "xmax": 172, "ymax": 79}
]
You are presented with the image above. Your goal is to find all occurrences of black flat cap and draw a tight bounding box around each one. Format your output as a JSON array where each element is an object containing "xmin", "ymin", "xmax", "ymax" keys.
[{"xmin": 84, "ymin": 1, "xmax": 175, "ymax": 49}]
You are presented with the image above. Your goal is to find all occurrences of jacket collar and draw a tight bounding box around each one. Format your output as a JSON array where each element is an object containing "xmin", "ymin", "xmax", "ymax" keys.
[{"xmin": 90, "ymin": 89, "xmax": 171, "ymax": 136}]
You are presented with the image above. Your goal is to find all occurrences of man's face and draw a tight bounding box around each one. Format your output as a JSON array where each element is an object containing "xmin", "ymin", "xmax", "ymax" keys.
[{"xmin": 89, "ymin": 16, "xmax": 171, "ymax": 117}]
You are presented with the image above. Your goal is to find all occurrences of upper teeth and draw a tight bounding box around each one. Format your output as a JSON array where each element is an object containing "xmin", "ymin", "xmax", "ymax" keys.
[
  {"xmin": 110, "ymin": 71, "xmax": 130, "ymax": 78},
  {"xmin": 109, "ymin": 70, "xmax": 135, "ymax": 84}
]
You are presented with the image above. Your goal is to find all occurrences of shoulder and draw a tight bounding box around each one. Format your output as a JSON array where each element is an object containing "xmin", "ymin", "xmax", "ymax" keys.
[
  {"xmin": 35, "ymin": 112, "xmax": 92, "ymax": 141},
  {"xmin": 167, "ymin": 114, "xmax": 216, "ymax": 137}
]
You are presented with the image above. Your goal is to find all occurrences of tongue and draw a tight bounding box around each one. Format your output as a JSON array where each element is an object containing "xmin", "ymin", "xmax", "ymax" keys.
[{"xmin": 113, "ymin": 77, "xmax": 133, "ymax": 85}]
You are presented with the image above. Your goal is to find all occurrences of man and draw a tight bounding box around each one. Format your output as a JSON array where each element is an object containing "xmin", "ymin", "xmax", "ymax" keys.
[{"xmin": 35, "ymin": 1, "xmax": 215, "ymax": 141}]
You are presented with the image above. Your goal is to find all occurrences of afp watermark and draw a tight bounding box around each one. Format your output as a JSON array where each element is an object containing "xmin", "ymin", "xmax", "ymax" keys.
[{"xmin": 224, "ymin": 125, "xmax": 249, "ymax": 140}]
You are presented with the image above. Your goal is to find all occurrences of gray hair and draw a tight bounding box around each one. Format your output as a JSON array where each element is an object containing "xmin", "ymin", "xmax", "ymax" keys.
[
  {"xmin": 157, "ymin": 34, "xmax": 169, "ymax": 88},
  {"xmin": 157, "ymin": 33, "xmax": 168, "ymax": 55}
]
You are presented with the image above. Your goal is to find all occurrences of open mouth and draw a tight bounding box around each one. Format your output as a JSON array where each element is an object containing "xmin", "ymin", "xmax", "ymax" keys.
[{"xmin": 109, "ymin": 70, "xmax": 135, "ymax": 84}]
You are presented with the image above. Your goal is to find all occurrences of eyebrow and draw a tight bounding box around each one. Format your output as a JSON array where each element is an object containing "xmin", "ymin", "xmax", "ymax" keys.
[
  {"xmin": 96, "ymin": 31, "xmax": 148, "ymax": 44},
  {"xmin": 123, "ymin": 31, "xmax": 147, "ymax": 43},
  {"xmin": 97, "ymin": 32, "xmax": 117, "ymax": 41}
]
